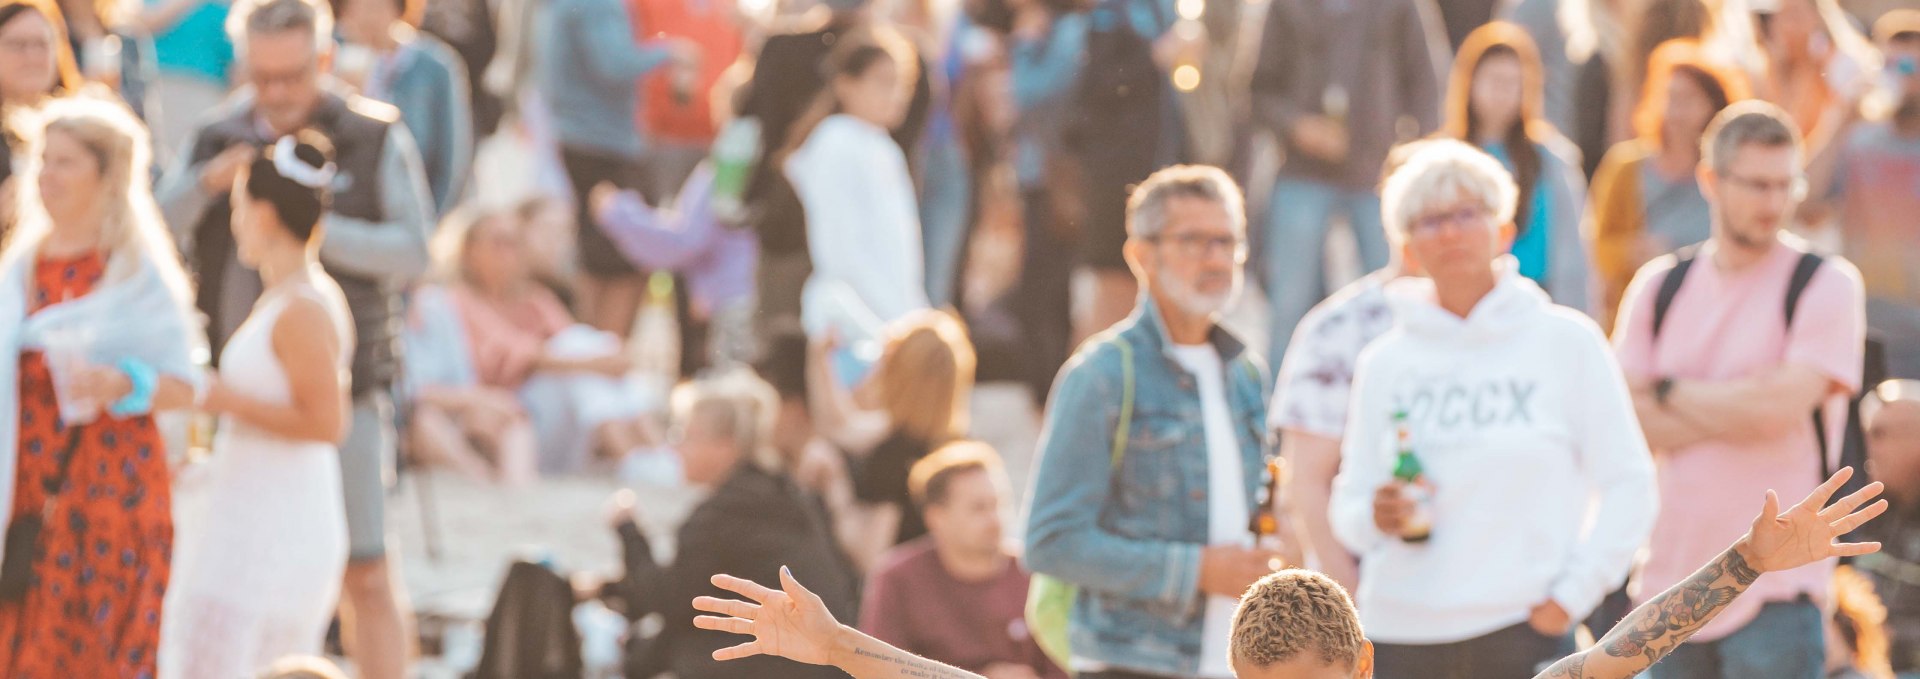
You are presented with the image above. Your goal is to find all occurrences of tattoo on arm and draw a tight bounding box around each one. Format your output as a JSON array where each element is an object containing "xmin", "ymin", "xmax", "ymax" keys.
[
  {"xmin": 1532, "ymin": 546, "xmax": 1761, "ymax": 679},
  {"xmin": 849, "ymin": 641, "xmax": 984, "ymax": 679}
]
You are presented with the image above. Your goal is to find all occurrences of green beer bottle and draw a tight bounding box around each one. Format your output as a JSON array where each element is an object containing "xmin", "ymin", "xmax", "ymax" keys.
[{"xmin": 1391, "ymin": 410, "xmax": 1433, "ymax": 543}]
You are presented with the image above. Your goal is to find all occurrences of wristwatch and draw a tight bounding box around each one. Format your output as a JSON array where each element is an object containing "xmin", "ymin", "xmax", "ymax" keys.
[{"xmin": 1655, "ymin": 377, "xmax": 1677, "ymax": 408}]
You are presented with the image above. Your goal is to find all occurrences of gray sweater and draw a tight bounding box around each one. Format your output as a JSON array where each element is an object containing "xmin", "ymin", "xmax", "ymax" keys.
[{"xmin": 1250, "ymin": 0, "xmax": 1449, "ymax": 190}]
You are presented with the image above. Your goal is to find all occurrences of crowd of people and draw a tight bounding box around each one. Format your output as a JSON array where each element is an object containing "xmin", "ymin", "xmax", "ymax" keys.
[{"xmin": 0, "ymin": 0, "xmax": 1917, "ymax": 676}]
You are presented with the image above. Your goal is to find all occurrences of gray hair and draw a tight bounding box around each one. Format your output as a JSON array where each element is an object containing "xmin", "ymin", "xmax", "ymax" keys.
[
  {"xmin": 673, "ymin": 369, "xmax": 783, "ymax": 474},
  {"xmin": 1125, "ymin": 165, "xmax": 1247, "ymax": 239},
  {"xmin": 227, "ymin": 0, "xmax": 334, "ymax": 58},
  {"xmin": 1380, "ymin": 139, "xmax": 1518, "ymax": 241},
  {"xmin": 1703, "ymin": 100, "xmax": 1801, "ymax": 176}
]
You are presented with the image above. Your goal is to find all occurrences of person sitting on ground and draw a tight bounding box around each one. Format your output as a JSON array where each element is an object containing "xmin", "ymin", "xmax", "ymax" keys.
[
  {"xmin": 858, "ymin": 441, "xmax": 1065, "ymax": 679},
  {"xmin": 601, "ymin": 369, "xmax": 859, "ymax": 679},
  {"xmin": 686, "ymin": 467, "xmax": 1888, "ymax": 679},
  {"xmin": 808, "ymin": 308, "xmax": 975, "ymax": 572},
  {"xmin": 1858, "ymin": 379, "xmax": 1920, "ymax": 676},
  {"xmin": 431, "ymin": 201, "xmax": 659, "ymax": 475}
]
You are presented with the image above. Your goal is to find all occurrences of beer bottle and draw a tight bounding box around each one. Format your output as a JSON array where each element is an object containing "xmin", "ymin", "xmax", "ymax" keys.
[{"xmin": 1391, "ymin": 411, "xmax": 1433, "ymax": 543}]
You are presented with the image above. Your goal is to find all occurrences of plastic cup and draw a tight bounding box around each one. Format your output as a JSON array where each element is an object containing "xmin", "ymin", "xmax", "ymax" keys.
[{"xmin": 42, "ymin": 324, "xmax": 99, "ymax": 426}]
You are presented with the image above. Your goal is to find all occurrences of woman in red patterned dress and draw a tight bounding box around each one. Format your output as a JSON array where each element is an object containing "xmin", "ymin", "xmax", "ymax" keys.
[{"xmin": 0, "ymin": 98, "xmax": 206, "ymax": 677}]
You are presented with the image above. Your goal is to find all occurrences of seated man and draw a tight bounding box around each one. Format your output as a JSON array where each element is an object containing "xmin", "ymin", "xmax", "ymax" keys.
[
  {"xmin": 859, "ymin": 442, "xmax": 1065, "ymax": 679},
  {"xmin": 686, "ymin": 467, "xmax": 1887, "ymax": 679},
  {"xmin": 1858, "ymin": 379, "xmax": 1920, "ymax": 676}
]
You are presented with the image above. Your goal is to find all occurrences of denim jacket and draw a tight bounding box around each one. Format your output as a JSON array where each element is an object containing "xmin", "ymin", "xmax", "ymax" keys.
[{"xmin": 1023, "ymin": 297, "xmax": 1270, "ymax": 677}]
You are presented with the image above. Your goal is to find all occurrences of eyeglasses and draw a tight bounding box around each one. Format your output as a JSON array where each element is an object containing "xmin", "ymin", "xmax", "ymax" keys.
[
  {"xmin": 1720, "ymin": 173, "xmax": 1808, "ymax": 200},
  {"xmin": 1409, "ymin": 204, "xmax": 1491, "ymax": 236},
  {"xmin": 1143, "ymin": 232, "xmax": 1247, "ymax": 260}
]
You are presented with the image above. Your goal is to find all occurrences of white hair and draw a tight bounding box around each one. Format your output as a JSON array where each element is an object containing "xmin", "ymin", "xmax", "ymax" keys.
[
  {"xmin": 1380, "ymin": 139, "xmax": 1519, "ymax": 241},
  {"xmin": 226, "ymin": 0, "xmax": 334, "ymax": 59}
]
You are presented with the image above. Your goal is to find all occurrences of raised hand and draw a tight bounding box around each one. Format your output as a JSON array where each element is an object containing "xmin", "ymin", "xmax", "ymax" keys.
[
  {"xmin": 1738, "ymin": 466, "xmax": 1887, "ymax": 574},
  {"xmin": 1535, "ymin": 467, "xmax": 1889, "ymax": 679},
  {"xmin": 693, "ymin": 567, "xmax": 842, "ymax": 666}
]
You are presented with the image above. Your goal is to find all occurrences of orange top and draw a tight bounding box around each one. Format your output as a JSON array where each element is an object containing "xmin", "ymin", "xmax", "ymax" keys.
[{"xmin": 630, "ymin": 0, "xmax": 744, "ymax": 144}]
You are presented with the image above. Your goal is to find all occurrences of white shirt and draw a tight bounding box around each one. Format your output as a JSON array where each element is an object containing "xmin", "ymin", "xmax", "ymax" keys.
[
  {"xmin": 1168, "ymin": 343, "xmax": 1247, "ymax": 679},
  {"xmin": 785, "ymin": 114, "xmax": 931, "ymax": 330}
]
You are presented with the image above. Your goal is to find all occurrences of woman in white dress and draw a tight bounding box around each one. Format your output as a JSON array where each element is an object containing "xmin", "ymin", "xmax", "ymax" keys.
[{"xmin": 161, "ymin": 133, "xmax": 355, "ymax": 679}]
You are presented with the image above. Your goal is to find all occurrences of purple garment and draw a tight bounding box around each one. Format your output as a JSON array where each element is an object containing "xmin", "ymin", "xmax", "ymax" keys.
[{"xmin": 593, "ymin": 163, "xmax": 758, "ymax": 312}]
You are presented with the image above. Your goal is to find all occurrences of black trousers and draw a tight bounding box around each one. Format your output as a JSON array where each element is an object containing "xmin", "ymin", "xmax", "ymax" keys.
[{"xmin": 1372, "ymin": 622, "xmax": 1574, "ymax": 679}]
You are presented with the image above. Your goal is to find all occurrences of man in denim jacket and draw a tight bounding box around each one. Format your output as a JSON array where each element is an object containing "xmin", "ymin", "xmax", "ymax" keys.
[{"xmin": 1023, "ymin": 165, "xmax": 1281, "ymax": 679}]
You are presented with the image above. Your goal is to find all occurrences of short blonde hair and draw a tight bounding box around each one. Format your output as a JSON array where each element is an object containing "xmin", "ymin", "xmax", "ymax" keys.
[
  {"xmin": 1230, "ymin": 570, "xmax": 1367, "ymax": 671},
  {"xmin": 673, "ymin": 369, "xmax": 783, "ymax": 473},
  {"xmin": 1380, "ymin": 139, "xmax": 1518, "ymax": 241}
]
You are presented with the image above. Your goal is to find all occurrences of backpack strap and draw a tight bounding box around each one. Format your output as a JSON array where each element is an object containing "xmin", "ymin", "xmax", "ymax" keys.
[
  {"xmin": 1783, "ymin": 252, "xmax": 1831, "ymax": 477},
  {"xmin": 1650, "ymin": 246, "xmax": 1700, "ymax": 341},
  {"xmin": 1784, "ymin": 251, "xmax": 1823, "ymax": 327},
  {"xmin": 1111, "ymin": 337, "xmax": 1135, "ymax": 468}
]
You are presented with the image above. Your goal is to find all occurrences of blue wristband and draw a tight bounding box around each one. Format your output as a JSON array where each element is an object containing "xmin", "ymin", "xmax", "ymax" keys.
[{"xmin": 109, "ymin": 357, "xmax": 158, "ymax": 417}]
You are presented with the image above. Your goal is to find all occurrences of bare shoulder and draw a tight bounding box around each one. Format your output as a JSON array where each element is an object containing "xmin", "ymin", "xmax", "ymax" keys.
[{"xmin": 272, "ymin": 274, "xmax": 355, "ymax": 354}]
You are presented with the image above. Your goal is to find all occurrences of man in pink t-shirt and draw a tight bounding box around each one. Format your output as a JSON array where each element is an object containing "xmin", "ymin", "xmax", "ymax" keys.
[{"xmin": 1613, "ymin": 102, "xmax": 1866, "ymax": 679}]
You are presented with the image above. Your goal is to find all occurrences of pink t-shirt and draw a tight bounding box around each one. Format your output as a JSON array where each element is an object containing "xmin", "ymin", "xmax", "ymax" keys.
[{"xmin": 1613, "ymin": 238, "xmax": 1865, "ymax": 641}]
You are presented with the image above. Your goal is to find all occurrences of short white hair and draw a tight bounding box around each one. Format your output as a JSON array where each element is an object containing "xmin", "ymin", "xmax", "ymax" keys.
[
  {"xmin": 227, "ymin": 0, "xmax": 334, "ymax": 59},
  {"xmin": 1380, "ymin": 139, "xmax": 1519, "ymax": 241}
]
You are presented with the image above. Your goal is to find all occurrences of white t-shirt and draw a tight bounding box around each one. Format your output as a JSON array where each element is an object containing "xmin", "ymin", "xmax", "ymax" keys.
[{"xmin": 1168, "ymin": 343, "xmax": 1248, "ymax": 679}]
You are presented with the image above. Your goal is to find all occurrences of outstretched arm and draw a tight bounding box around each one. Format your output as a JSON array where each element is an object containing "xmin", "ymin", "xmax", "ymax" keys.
[
  {"xmin": 693, "ymin": 568, "xmax": 986, "ymax": 679},
  {"xmin": 1536, "ymin": 468, "xmax": 1888, "ymax": 679}
]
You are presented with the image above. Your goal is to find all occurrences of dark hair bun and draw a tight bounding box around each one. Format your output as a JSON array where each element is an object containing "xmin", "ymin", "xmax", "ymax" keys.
[{"xmin": 245, "ymin": 129, "xmax": 335, "ymax": 243}]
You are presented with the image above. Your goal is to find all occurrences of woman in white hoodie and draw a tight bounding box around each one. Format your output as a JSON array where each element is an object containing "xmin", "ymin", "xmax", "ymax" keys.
[
  {"xmin": 1329, "ymin": 139, "xmax": 1658, "ymax": 679},
  {"xmin": 782, "ymin": 31, "xmax": 932, "ymax": 339}
]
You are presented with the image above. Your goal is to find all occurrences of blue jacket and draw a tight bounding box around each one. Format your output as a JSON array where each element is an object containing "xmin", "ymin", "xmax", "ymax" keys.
[
  {"xmin": 533, "ymin": 0, "xmax": 670, "ymax": 159},
  {"xmin": 371, "ymin": 32, "xmax": 473, "ymax": 217},
  {"xmin": 1023, "ymin": 296, "xmax": 1269, "ymax": 677}
]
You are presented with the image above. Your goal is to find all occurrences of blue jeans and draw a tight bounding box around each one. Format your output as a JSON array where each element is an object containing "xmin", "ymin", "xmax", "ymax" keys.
[
  {"xmin": 919, "ymin": 135, "xmax": 971, "ymax": 308},
  {"xmin": 1648, "ymin": 599, "xmax": 1825, "ymax": 679},
  {"xmin": 1262, "ymin": 177, "xmax": 1388, "ymax": 371}
]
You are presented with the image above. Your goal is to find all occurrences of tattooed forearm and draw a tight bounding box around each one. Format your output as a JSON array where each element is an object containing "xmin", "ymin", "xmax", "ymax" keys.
[
  {"xmin": 843, "ymin": 639, "xmax": 984, "ymax": 679},
  {"xmin": 1530, "ymin": 544, "xmax": 1761, "ymax": 679}
]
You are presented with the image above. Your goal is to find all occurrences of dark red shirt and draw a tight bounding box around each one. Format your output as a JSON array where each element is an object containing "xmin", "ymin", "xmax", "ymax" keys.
[{"xmin": 858, "ymin": 539, "xmax": 1067, "ymax": 678}]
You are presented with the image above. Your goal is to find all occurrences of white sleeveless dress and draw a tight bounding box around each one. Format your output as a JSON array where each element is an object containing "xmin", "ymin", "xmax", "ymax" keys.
[{"xmin": 160, "ymin": 288, "xmax": 352, "ymax": 679}]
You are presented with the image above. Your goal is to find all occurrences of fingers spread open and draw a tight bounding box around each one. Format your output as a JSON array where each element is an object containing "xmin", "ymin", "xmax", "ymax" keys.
[
  {"xmin": 1799, "ymin": 467, "xmax": 1854, "ymax": 512},
  {"xmin": 693, "ymin": 596, "xmax": 759, "ymax": 619},
  {"xmin": 1830, "ymin": 499, "xmax": 1890, "ymax": 535},
  {"xmin": 712, "ymin": 574, "xmax": 781, "ymax": 603},
  {"xmin": 1830, "ymin": 541, "xmax": 1884, "ymax": 558},
  {"xmin": 713, "ymin": 641, "xmax": 765, "ymax": 661},
  {"xmin": 1819, "ymin": 482, "xmax": 1886, "ymax": 522},
  {"xmin": 694, "ymin": 615, "xmax": 755, "ymax": 636}
]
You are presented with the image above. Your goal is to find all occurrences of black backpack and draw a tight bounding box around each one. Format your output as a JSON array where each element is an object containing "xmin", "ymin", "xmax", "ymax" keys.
[
  {"xmin": 1650, "ymin": 247, "xmax": 1886, "ymax": 524},
  {"xmin": 470, "ymin": 560, "xmax": 584, "ymax": 679}
]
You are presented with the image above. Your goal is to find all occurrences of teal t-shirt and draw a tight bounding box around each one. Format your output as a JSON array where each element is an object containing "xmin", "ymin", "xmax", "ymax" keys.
[
  {"xmin": 1487, "ymin": 141, "xmax": 1551, "ymax": 284},
  {"xmin": 150, "ymin": 0, "xmax": 233, "ymax": 86}
]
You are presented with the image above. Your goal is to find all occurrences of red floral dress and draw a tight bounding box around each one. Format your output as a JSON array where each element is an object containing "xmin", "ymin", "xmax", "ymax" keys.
[{"xmin": 0, "ymin": 252, "xmax": 172, "ymax": 678}]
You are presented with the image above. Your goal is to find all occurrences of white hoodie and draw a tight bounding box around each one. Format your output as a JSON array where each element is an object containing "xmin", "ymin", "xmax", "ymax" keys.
[
  {"xmin": 1330, "ymin": 264, "xmax": 1657, "ymax": 645},
  {"xmin": 785, "ymin": 114, "xmax": 931, "ymax": 333}
]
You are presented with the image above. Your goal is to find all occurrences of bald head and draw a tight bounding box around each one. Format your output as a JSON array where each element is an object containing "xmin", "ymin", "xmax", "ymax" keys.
[{"xmin": 1864, "ymin": 380, "xmax": 1920, "ymax": 502}]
